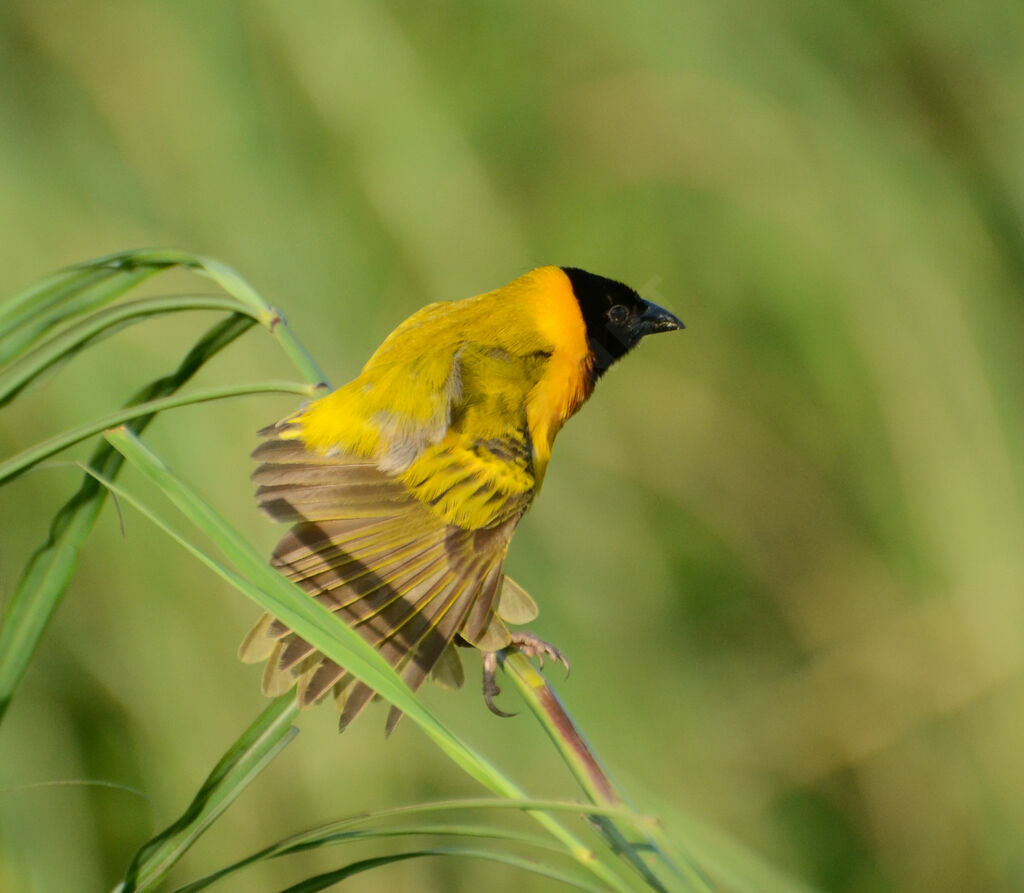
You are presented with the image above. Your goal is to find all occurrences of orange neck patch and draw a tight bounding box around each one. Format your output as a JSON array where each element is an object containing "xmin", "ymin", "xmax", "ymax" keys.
[{"xmin": 521, "ymin": 267, "xmax": 595, "ymax": 483}]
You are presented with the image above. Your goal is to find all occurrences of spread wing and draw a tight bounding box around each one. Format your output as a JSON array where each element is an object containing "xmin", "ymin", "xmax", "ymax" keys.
[{"xmin": 242, "ymin": 341, "xmax": 547, "ymax": 732}]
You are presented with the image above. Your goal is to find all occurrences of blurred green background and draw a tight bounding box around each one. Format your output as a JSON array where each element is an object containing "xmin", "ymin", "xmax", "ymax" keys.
[{"xmin": 2, "ymin": 0, "xmax": 1024, "ymax": 890}]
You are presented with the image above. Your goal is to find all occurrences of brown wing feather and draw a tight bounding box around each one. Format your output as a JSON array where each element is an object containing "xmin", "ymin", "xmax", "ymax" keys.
[{"xmin": 243, "ymin": 430, "xmax": 520, "ymax": 729}]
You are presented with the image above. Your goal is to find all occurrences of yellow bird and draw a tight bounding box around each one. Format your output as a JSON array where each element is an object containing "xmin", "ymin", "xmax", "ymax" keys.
[{"xmin": 240, "ymin": 266, "xmax": 683, "ymax": 732}]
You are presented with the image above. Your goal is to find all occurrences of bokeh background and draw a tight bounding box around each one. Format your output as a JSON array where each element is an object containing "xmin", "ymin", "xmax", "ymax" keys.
[{"xmin": 2, "ymin": 1, "xmax": 1024, "ymax": 890}]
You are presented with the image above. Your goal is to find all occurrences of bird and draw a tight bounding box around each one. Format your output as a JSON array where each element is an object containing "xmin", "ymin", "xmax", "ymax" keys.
[{"xmin": 239, "ymin": 265, "xmax": 683, "ymax": 733}]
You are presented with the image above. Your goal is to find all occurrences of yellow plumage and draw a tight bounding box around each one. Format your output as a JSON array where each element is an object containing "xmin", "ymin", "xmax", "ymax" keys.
[
  {"xmin": 287, "ymin": 265, "xmax": 590, "ymax": 514},
  {"xmin": 241, "ymin": 264, "xmax": 682, "ymax": 731}
]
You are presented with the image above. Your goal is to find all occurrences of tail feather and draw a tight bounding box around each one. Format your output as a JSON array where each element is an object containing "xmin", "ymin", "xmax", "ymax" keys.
[
  {"xmin": 337, "ymin": 682, "xmax": 378, "ymax": 732},
  {"xmin": 357, "ymin": 567, "xmax": 481, "ymax": 734},
  {"xmin": 276, "ymin": 635, "xmax": 317, "ymax": 673},
  {"xmin": 238, "ymin": 612, "xmax": 282, "ymax": 663},
  {"xmin": 297, "ymin": 658, "xmax": 346, "ymax": 707},
  {"xmin": 295, "ymin": 562, "xmax": 464, "ymax": 713}
]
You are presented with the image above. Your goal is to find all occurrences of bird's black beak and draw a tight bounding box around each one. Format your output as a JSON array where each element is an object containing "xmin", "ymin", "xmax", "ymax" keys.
[{"xmin": 635, "ymin": 300, "xmax": 685, "ymax": 337}]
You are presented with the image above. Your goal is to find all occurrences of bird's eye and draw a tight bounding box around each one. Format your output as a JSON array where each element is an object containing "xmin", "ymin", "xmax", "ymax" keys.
[{"xmin": 608, "ymin": 304, "xmax": 629, "ymax": 325}]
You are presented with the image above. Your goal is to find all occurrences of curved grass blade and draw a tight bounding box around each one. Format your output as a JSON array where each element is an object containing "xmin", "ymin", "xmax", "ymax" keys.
[
  {"xmin": 0, "ymin": 265, "xmax": 110, "ymax": 331},
  {"xmin": 172, "ymin": 823, "xmax": 567, "ymax": 892},
  {"xmin": 62, "ymin": 249, "xmax": 330, "ymax": 388},
  {"xmin": 0, "ymin": 250, "xmax": 184, "ymax": 338},
  {"xmin": 0, "ymin": 295, "xmax": 252, "ymax": 407},
  {"xmin": 168, "ymin": 799, "xmax": 649, "ymax": 892},
  {"xmin": 0, "ymin": 265, "xmax": 157, "ymax": 363},
  {"xmin": 0, "ymin": 380, "xmax": 314, "ymax": 487},
  {"xmin": 0, "ymin": 314, "xmax": 254, "ymax": 725},
  {"xmin": 102, "ymin": 430, "xmax": 636, "ymax": 893},
  {"xmin": 125, "ymin": 250, "xmax": 330, "ymax": 387},
  {"xmin": 185, "ymin": 796, "xmax": 645, "ymax": 852},
  {"xmin": 1, "ymin": 248, "xmax": 328, "ymax": 389},
  {"xmin": 279, "ymin": 847, "xmax": 606, "ymax": 893},
  {"xmin": 115, "ymin": 695, "xmax": 300, "ymax": 893}
]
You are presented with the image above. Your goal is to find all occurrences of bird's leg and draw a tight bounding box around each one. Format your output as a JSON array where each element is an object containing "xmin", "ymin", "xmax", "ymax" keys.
[
  {"xmin": 481, "ymin": 632, "xmax": 571, "ymax": 718},
  {"xmin": 481, "ymin": 651, "xmax": 516, "ymax": 717}
]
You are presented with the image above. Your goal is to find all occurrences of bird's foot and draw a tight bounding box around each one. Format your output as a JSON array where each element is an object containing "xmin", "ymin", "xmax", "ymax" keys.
[
  {"xmin": 508, "ymin": 631, "xmax": 570, "ymax": 676},
  {"xmin": 481, "ymin": 632, "xmax": 571, "ymax": 718}
]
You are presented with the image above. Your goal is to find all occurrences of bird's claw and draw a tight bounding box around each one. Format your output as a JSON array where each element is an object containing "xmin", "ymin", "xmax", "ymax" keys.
[
  {"xmin": 480, "ymin": 633, "xmax": 571, "ymax": 718},
  {"xmin": 508, "ymin": 631, "xmax": 570, "ymax": 677}
]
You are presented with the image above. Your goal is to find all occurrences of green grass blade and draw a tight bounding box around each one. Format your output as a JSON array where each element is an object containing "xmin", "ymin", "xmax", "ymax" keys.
[
  {"xmin": 183, "ymin": 253, "xmax": 330, "ymax": 387},
  {"xmin": 171, "ymin": 824, "xmax": 567, "ymax": 892},
  {"xmin": 0, "ymin": 314, "xmax": 254, "ymax": 725},
  {"xmin": 168, "ymin": 800, "xmax": 653, "ymax": 892},
  {"xmin": 62, "ymin": 249, "xmax": 330, "ymax": 387},
  {"xmin": 103, "ymin": 429, "xmax": 636, "ymax": 892},
  {"xmin": 0, "ymin": 294, "xmax": 253, "ymax": 407},
  {"xmin": 0, "ymin": 265, "xmax": 110, "ymax": 330},
  {"xmin": 65, "ymin": 248, "xmax": 198, "ymax": 269},
  {"xmin": 187, "ymin": 797, "xmax": 645, "ymax": 851},
  {"xmin": 1, "ymin": 248, "xmax": 328, "ymax": 388},
  {"xmin": 0, "ymin": 266, "xmax": 160, "ymax": 364},
  {"xmin": 0, "ymin": 380, "xmax": 314, "ymax": 486},
  {"xmin": 278, "ymin": 847, "xmax": 608, "ymax": 893},
  {"xmin": 114, "ymin": 695, "xmax": 300, "ymax": 893},
  {"xmin": 132, "ymin": 250, "xmax": 330, "ymax": 386}
]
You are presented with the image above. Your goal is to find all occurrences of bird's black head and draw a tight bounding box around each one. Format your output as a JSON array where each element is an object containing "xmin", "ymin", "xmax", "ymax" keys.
[{"xmin": 561, "ymin": 267, "xmax": 684, "ymax": 378}]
